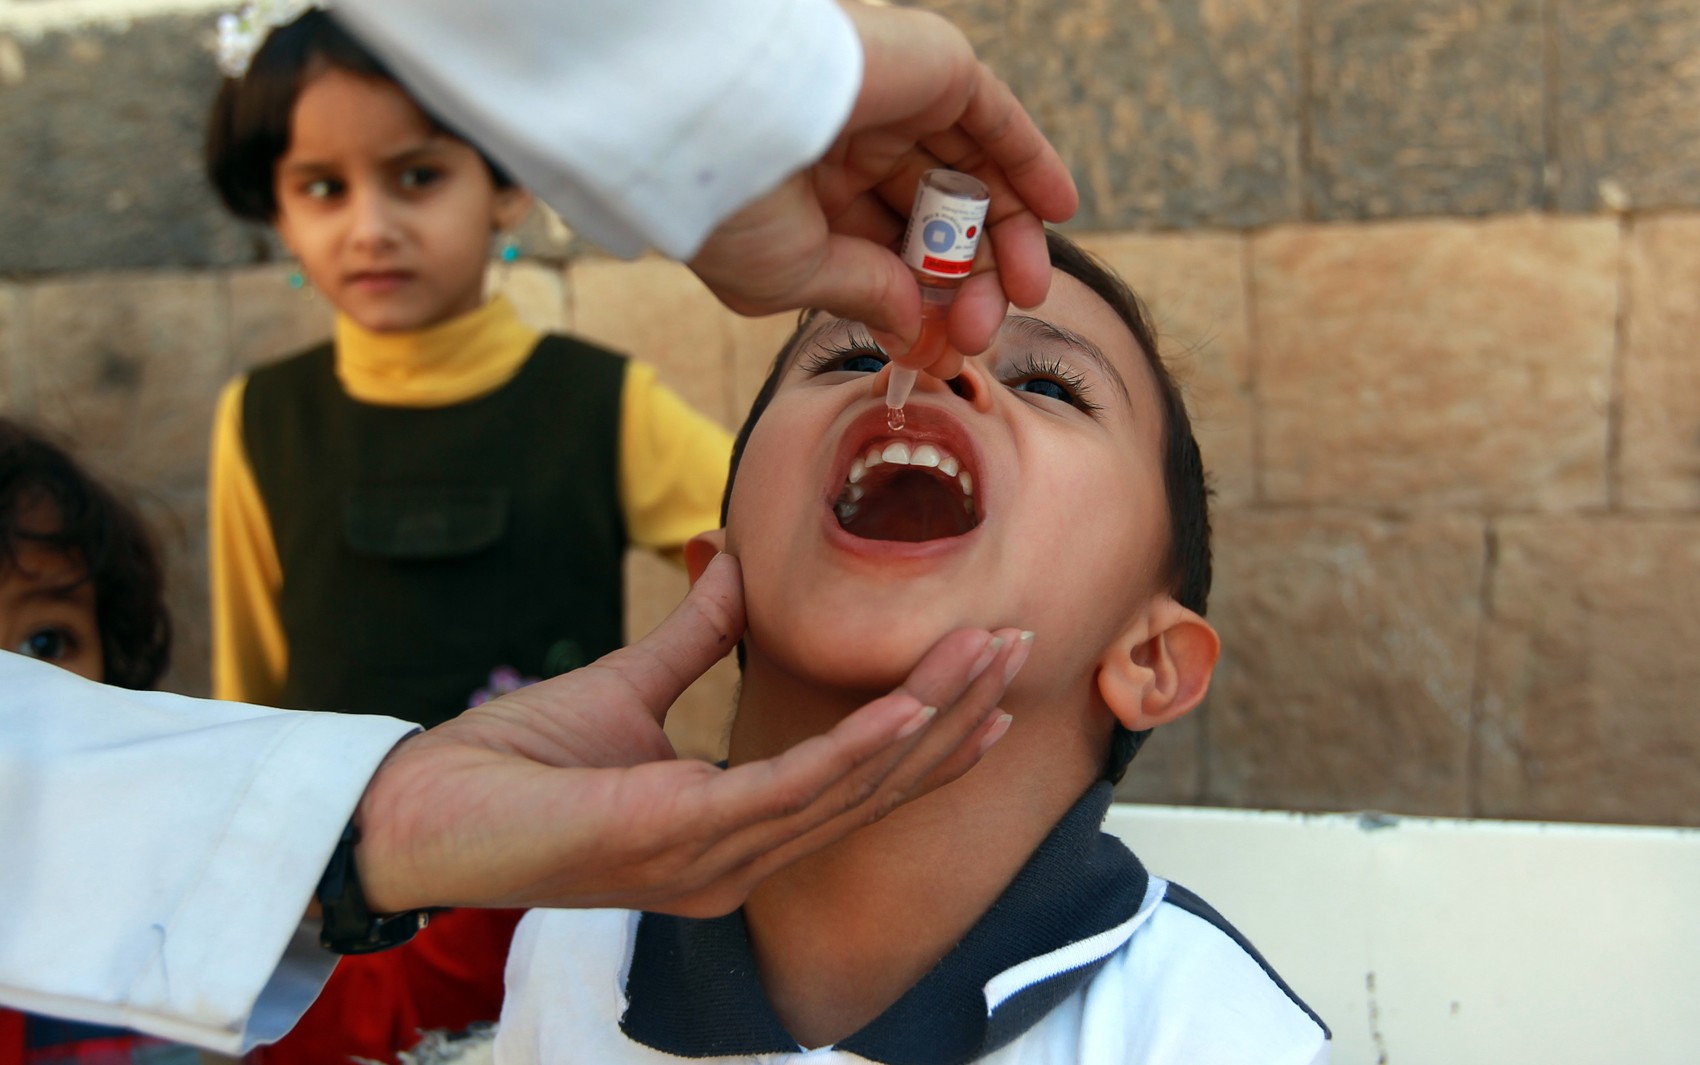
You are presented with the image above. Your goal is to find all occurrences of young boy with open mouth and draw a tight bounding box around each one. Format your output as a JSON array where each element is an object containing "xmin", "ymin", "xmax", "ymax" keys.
[{"xmin": 493, "ymin": 232, "xmax": 1330, "ymax": 1065}]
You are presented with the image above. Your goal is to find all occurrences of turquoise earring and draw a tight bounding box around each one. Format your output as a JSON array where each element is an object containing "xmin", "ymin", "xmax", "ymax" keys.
[
  {"xmin": 498, "ymin": 234, "xmax": 520, "ymax": 263},
  {"xmin": 287, "ymin": 268, "xmax": 306, "ymax": 290}
]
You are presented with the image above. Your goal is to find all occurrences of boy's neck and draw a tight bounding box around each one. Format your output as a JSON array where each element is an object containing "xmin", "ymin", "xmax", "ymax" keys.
[{"xmin": 727, "ymin": 654, "xmax": 1110, "ymax": 1049}]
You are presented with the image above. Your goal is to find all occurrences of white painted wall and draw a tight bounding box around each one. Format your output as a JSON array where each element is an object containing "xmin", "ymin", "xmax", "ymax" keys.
[{"xmin": 1108, "ymin": 805, "xmax": 1700, "ymax": 1064}]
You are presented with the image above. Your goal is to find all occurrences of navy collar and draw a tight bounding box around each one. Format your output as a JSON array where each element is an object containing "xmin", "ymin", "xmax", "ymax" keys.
[{"xmin": 619, "ymin": 782, "xmax": 1147, "ymax": 1064}]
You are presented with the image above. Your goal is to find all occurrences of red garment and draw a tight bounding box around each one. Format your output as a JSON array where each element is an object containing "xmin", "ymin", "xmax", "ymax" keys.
[
  {"xmin": 248, "ymin": 908, "xmax": 523, "ymax": 1065},
  {"xmin": 1, "ymin": 1009, "xmax": 23, "ymax": 1065}
]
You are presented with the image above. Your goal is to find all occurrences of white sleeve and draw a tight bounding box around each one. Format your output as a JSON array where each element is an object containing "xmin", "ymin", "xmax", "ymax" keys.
[
  {"xmin": 0, "ymin": 652, "xmax": 417, "ymax": 1054},
  {"xmin": 331, "ymin": 0, "xmax": 862, "ymax": 261}
]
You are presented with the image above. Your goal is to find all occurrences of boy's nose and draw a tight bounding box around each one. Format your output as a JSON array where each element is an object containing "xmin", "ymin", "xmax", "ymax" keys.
[
  {"xmin": 869, "ymin": 356, "xmax": 995, "ymax": 413},
  {"xmin": 913, "ymin": 357, "xmax": 994, "ymax": 414}
]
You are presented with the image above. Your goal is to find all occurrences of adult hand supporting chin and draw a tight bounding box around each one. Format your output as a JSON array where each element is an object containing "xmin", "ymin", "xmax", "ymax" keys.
[
  {"xmin": 350, "ymin": 553, "xmax": 1026, "ymax": 919},
  {"xmin": 688, "ymin": 0, "xmax": 1078, "ymax": 377}
]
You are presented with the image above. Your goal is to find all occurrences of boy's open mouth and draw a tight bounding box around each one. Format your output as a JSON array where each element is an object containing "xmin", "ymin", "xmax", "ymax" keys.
[{"xmin": 833, "ymin": 436, "xmax": 979, "ymax": 542}]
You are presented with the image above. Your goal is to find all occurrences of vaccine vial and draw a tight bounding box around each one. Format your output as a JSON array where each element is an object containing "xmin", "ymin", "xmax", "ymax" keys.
[{"xmin": 885, "ymin": 169, "xmax": 991, "ymax": 430}]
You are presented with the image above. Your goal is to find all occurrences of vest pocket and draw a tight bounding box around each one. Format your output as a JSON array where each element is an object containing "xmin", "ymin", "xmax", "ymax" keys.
[{"xmin": 344, "ymin": 485, "xmax": 509, "ymax": 560}]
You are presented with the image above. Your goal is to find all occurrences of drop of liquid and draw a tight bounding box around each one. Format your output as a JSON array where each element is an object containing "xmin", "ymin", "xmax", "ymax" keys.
[{"xmin": 886, "ymin": 405, "xmax": 907, "ymax": 432}]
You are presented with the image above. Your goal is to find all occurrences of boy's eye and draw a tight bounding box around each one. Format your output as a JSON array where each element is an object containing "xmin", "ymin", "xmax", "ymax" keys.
[
  {"xmin": 1005, "ymin": 355, "xmax": 1101, "ymax": 415},
  {"xmin": 1012, "ymin": 378, "xmax": 1073, "ymax": 404},
  {"xmin": 840, "ymin": 352, "xmax": 887, "ymax": 375},
  {"xmin": 18, "ymin": 628, "xmax": 72, "ymax": 662},
  {"xmin": 801, "ymin": 346, "xmax": 888, "ymax": 376},
  {"xmin": 302, "ymin": 177, "xmax": 344, "ymax": 200},
  {"xmin": 399, "ymin": 167, "xmax": 443, "ymax": 191}
]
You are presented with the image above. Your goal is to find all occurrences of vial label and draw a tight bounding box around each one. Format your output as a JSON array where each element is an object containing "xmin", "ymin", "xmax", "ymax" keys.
[{"xmin": 900, "ymin": 184, "xmax": 991, "ymax": 279}]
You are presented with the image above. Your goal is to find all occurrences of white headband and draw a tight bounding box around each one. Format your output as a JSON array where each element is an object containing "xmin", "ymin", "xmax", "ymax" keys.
[{"xmin": 215, "ymin": 0, "xmax": 329, "ymax": 78}]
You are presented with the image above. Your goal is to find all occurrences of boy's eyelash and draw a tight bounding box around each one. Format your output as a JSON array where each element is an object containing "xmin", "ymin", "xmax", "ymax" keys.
[
  {"xmin": 1007, "ymin": 353, "xmax": 1102, "ymax": 415},
  {"xmin": 797, "ymin": 340, "xmax": 1102, "ymax": 416},
  {"xmin": 798, "ymin": 339, "xmax": 888, "ymax": 375}
]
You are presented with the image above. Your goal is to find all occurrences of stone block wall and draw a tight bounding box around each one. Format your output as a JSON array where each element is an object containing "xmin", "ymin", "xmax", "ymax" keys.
[{"xmin": 3, "ymin": 0, "xmax": 1698, "ymax": 826}]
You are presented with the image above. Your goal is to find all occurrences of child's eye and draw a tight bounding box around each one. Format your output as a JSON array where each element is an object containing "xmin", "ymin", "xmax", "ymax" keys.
[
  {"xmin": 1013, "ymin": 378, "xmax": 1072, "ymax": 403},
  {"xmin": 17, "ymin": 628, "xmax": 74, "ymax": 662},
  {"xmin": 398, "ymin": 167, "xmax": 443, "ymax": 191},
  {"xmin": 302, "ymin": 178, "xmax": 344, "ymax": 200},
  {"xmin": 800, "ymin": 345, "xmax": 888, "ymax": 376},
  {"xmin": 1005, "ymin": 355, "xmax": 1101, "ymax": 415}
]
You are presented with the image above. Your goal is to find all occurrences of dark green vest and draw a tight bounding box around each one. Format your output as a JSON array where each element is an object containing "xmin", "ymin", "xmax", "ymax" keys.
[{"xmin": 242, "ymin": 335, "xmax": 628, "ymax": 727}]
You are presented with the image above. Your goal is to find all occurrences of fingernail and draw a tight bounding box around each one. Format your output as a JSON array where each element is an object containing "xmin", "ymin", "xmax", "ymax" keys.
[
  {"xmin": 869, "ymin": 327, "xmax": 912, "ymax": 357},
  {"xmin": 978, "ymin": 712, "xmax": 1014, "ymax": 755},
  {"xmin": 897, "ymin": 704, "xmax": 937, "ymax": 741},
  {"xmin": 1002, "ymin": 631, "xmax": 1036, "ymax": 685},
  {"xmin": 968, "ymin": 635, "xmax": 1006, "ymax": 683}
]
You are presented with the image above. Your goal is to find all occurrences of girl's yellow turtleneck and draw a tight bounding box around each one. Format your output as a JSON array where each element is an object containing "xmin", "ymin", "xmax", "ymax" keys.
[{"xmin": 208, "ymin": 296, "xmax": 731, "ymax": 706}]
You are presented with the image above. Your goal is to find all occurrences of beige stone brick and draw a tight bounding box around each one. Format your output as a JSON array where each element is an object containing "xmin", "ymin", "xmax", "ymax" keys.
[
  {"xmin": 490, "ymin": 261, "xmax": 567, "ymax": 334},
  {"xmin": 1307, "ymin": 0, "xmax": 1546, "ymax": 219},
  {"xmin": 0, "ymin": 284, "xmax": 21, "ymax": 411},
  {"xmin": 569, "ymin": 255, "xmax": 734, "ymax": 427},
  {"xmin": 625, "ymin": 550, "xmax": 737, "ymax": 762},
  {"xmin": 1621, "ymin": 214, "xmax": 1700, "ymax": 509},
  {"xmin": 1553, "ymin": 0, "xmax": 1700, "ymax": 214},
  {"xmin": 229, "ymin": 265, "xmax": 334, "ymax": 373},
  {"xmin": 1204, "ymin": 510, "xmax": 1487, "ymax": 815},
  {"xmin": 143, "ymin": 490, "xmax": 212, "ymax": 698},
  {"xmin": 1477, "ymin": 517, "xmax": 1700, "ymax": 826},
  {"xmin": 992, "ymin": 0, "xmax": 1302, "ymax": 229},
  {"xmin": 24, "ymin": 272, "xmax": 228, "ymax": 495},
  {"xmin": 1077, "ymin": 230, "xmax": 1255, "ymax": 507},
  {"xmin": 1113, "ymin": 709, "xmax": 1204, "ymax": 806},
  {"xmin": 1255, "ymin": 216, "xmax": 1617, "ymax": 509},
  {"xmin": 729, "ymin": 311, "xmax": 808, "ymax": 423}
]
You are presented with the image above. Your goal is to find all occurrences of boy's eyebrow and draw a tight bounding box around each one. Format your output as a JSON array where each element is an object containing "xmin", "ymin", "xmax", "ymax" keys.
[{"xmin": 1002, "ymin": 315, "xmax": 1133, "ymax": 407}]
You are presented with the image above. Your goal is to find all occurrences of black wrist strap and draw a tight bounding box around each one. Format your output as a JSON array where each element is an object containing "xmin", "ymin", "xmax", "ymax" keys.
[{"xmin": 316, "ymin": 821, "xmax": 444, "ymax": 954}]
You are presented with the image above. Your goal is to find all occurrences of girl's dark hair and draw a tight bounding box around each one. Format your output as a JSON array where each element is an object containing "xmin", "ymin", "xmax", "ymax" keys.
[
  {"xmin": 206, "ymin": 10, "xmax": 514, "ymax": 221},
  {"xmin": 723, "ymin": 229, "xmax": 1214, "ymax": 781},
  {"xmin": 0, "ymin": 419, "xmax": 172, "ymax": 690}
]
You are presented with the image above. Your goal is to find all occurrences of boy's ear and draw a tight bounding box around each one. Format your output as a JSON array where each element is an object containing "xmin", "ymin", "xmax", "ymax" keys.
[
  {"xmin": 493, "ymin": 187, "xmax": 534, "ymax": 232},
  {"xmin": 1096, "ymin": 599, "xmax": 1220, "ymax": 732},
  {"xmin": 683, "ymin": 530, "xmax": 725, "ymax": 587}
]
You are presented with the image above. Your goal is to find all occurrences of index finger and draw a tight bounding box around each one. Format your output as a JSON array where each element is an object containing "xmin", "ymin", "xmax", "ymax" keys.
[{"xmin": 635, "ymin": 627, "xmax": 1017, "ymax": 912}]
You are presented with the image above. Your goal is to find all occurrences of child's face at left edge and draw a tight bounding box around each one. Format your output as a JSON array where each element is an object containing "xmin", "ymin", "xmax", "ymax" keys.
[
  {"xmin": 271, "ymin": 67, "xmax": 531, "ymax": 333},
  {"xmin": 1, "ymin": 513, "xmax": 102, "ymax": 683},
  {"xmin": 721, "ymin": 270, "xmax": 1179, "ymax": 707}
]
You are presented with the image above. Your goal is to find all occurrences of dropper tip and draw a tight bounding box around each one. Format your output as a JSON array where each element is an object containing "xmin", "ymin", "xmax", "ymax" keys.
[{"xmin": 885, "ymin": 365, "xmax": 919, "ymax": 430}]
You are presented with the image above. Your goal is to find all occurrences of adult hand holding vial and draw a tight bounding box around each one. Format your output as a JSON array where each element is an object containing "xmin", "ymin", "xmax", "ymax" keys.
[{"xmin": 885, "ymin": 169, "xmax": 990, "ymax": 429}]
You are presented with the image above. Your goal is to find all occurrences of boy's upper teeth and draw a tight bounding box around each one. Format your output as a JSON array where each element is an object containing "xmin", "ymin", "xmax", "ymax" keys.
[{"xmin": 854, "ymin": 439, "xmax": 974, "ymax": 496}]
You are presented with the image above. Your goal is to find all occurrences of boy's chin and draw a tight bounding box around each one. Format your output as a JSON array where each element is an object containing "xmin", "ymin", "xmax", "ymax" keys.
[{"xmin": 744, "ymin": 620, "xmax": 957, "ymax": 695}]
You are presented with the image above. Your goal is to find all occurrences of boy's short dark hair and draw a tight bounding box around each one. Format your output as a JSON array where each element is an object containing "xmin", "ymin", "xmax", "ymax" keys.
[
  {"xmin": 723, "ymin": 229, "xmax": 1213, "ymax": 780},
  {"xmin": 0, "ymin": 419, "xmax": 172, "ymax": 690},
  {"xmin": 206, "ymin": 10, "xmax": 515, "ymax": 222}
]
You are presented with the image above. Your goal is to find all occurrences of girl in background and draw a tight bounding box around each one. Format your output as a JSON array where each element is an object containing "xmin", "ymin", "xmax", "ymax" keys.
[{"xmin": 204, "ymin": 10, "xmax": 730, "ymax": 1063}]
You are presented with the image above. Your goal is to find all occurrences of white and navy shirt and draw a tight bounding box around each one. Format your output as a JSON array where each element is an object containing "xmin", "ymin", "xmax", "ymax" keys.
[{"xmin": 495, "ymin": 785, "xmax": 1329, "ymax": 1065}]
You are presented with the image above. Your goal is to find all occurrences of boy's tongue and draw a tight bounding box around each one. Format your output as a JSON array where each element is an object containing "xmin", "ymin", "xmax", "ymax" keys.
[{"xmin": 838, "ymin": 468, "xmax": 976, "ymax": 543}]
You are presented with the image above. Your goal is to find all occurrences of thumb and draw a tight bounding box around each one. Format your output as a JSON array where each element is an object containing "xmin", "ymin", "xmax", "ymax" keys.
[
  {"xmin": 615, "ymin": 553, "xmax": 747, "ymax": 721},
  {"xmin": 791, "ymin": 235, "xmax": 923, "ymax": 352}
]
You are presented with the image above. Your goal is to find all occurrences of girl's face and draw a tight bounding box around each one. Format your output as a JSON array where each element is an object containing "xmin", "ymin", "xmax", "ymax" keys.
[
  {"xmin": 272, "ymin": 67, "xmax": 530, "ymax": 333},
  {"xmin": 0, "ymin": 528, "xmax": 103, "ymax": 683}
]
